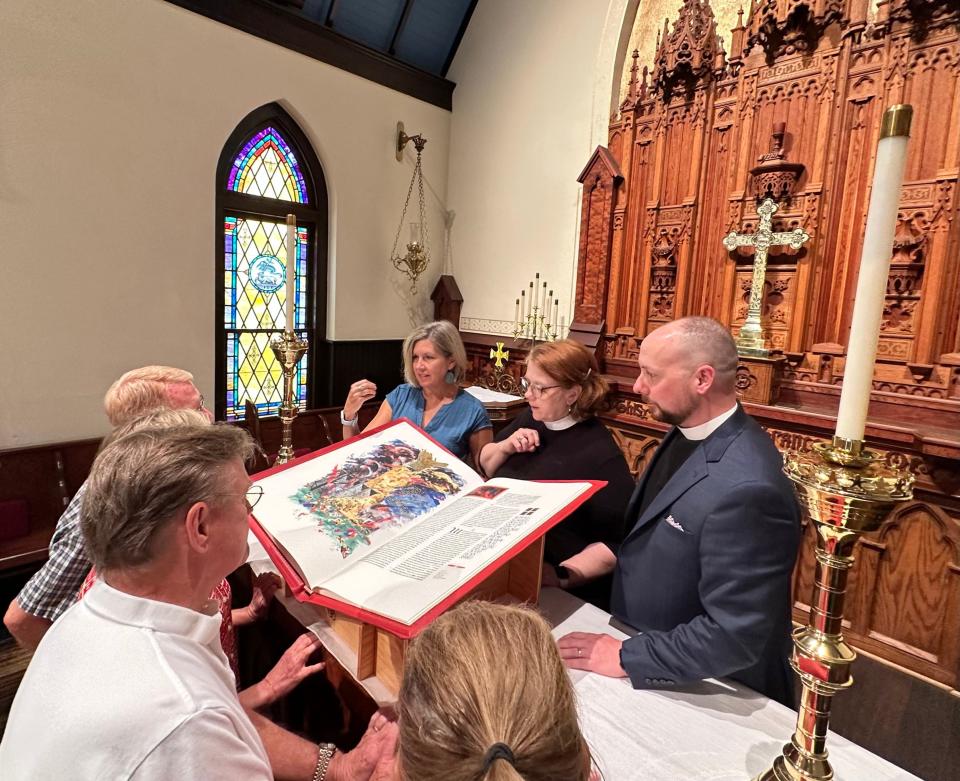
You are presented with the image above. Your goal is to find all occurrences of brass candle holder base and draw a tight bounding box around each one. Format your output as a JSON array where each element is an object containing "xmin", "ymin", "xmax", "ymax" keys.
[
  {"xmin": 268, "ymin": 330, "xmax": 308, "ymax": 465},
  {"xmin": 754, "ymin": 436, "xmax": 913, "ymax": 781}
]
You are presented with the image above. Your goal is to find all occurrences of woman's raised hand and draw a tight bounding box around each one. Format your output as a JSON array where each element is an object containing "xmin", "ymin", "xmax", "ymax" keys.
[
  {"xmin": 507, "ymin": 427, "xmax": 540, "ymax": 454},
  {"xmin": 345, "ymin": 379, "xmax": 377, "ymax": 419}
]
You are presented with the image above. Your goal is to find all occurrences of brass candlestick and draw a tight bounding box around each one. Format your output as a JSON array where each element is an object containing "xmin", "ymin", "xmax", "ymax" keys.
[
  {"xmin": 268, "ymin": 330, "xmax": 308, "ymax": 465},
  {"xmin": 755, "ymin": 437, "xmax": 913, "ymax": 781}
]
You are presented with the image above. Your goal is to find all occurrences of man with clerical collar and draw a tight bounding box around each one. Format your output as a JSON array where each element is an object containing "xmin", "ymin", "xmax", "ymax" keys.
[
  {"xmin": 0, "ymin": 423, "xmax": 395, "ymax": 780},
  {"xmin": 557, "ymin": 316, "xmax": 801, "ymax": 707}
]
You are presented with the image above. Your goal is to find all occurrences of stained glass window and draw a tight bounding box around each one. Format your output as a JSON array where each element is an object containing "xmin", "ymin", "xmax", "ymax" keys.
[
  {"xmin": 223, "ymin": 217, "xmax": 309, "ymax": 420},
  {"xmin": 227, "ymin": 127, "xmax": 309, "ymax": 203},
  {"xmin": 218, "ymin": 107, "xmax": 325, "ymax": 424}
]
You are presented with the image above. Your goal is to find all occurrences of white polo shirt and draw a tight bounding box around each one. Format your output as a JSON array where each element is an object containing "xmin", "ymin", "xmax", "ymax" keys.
[{"xmin": 0, "ymin": 580, "xmax": 271, "ymax": 780}]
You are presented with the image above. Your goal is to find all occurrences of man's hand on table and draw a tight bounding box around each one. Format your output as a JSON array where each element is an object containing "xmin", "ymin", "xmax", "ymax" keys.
[
  {"xmin": 238, "ymin": 631, "xmax": 326, "ymax": 710},
  {"xmin": 328, "ymin": 711, "xmax": 398, "ymax": 781},
  {"xmin": 264, "ymin": 632, "xmax": 326, "ymax": 700},
  {"xmin": 557, "ymin": 632, "xmax": 628, "ymax": 678}
]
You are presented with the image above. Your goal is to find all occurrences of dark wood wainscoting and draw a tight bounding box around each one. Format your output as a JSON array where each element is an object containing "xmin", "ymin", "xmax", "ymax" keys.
[{"xmin": 315, "ymin": 339, "xmax": 404, "ymax": 409}]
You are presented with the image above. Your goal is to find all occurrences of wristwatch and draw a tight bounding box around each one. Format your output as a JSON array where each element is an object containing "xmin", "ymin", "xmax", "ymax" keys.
[
  {"xmin": 312, "ymin": 743, "xmax": 337, "ymax": 781},
  {"xmin": 340, "ymin": 409, "xmax": 358, "ymax": 425},
  {"xmin": 555, "ymin": 565, "xmax": 571, "ymax": 589}
]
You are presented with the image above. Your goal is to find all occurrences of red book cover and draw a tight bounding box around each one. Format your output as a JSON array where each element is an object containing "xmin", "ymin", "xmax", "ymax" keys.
[{"xmin": 248, "ymin": 418, "xmax": 604, "ymax": 639}]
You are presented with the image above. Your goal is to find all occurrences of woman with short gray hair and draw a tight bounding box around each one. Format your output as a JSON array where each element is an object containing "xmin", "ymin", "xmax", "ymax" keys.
[{"xmin": 341, "ymin": 320, "xmax": 492, "ymax": 465}]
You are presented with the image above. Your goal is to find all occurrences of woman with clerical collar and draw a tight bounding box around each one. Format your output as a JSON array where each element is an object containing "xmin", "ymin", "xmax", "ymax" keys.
[{"xmin": 478, "ymin": 339, "xmax": 634, "ymax": 609}]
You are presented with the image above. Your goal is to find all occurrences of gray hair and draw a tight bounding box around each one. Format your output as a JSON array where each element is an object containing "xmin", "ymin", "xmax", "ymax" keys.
[
  {"xmin": 103, "ymin": 365, "xmax": 195, "ymax": 426},
  {"xmin": 99, "ymin": 408, "xmax": 211, "ymax": 452},
  {"xmin": 82, "ymin": 423, "xmax": 254, "ymax": 572},
  {"xmin": 672, "ymin": 316, "xmax": 740, "ymax": 393},
  {"xmin": 402, "ymin": 321, "xmax": 468, "ymax": 387}
]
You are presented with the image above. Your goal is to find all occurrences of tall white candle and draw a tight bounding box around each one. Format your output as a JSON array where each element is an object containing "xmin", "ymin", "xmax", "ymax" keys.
[
  {"xmin": 835, "ymin": 105, "xmax": 912, "ymax": 441},
  {"xmin": 285, "ymin": 214, "xmax": 296, "ymax": 332},
  {"xmin": 514, "ymin": 297, "xmax": 520, "ymax": 326}
]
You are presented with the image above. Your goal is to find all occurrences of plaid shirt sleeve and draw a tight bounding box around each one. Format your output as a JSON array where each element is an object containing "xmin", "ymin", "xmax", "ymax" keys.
[{"xmin": 15, "ymin": 483, "xmax": 93, "ymax": 622}]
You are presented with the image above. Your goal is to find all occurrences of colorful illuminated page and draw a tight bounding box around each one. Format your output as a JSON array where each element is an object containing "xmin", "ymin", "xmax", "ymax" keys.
[{"xmin": 251, "ymin": 420, "xmax": 597, "ymax": 626}]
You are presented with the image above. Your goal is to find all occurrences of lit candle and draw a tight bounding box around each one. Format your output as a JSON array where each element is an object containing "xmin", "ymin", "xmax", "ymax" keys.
[
  {"xmin": 285, "ymin": 214, "xmax": 296, "ymax": 332},
  {"xmin": 835, "ymin": 105, "xmax": 912, "ymax": 442}
]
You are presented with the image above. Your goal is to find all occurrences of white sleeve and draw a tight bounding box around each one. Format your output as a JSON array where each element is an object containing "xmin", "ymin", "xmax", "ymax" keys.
[{"xmin": 131, "ymin": 707, "xmax": 273, "ymax": 781}]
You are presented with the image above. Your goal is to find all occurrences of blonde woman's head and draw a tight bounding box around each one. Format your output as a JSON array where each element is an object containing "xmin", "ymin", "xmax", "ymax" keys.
[{"xmin": 398, "ymin": 601, "xmax": 592, "ymax": 781}]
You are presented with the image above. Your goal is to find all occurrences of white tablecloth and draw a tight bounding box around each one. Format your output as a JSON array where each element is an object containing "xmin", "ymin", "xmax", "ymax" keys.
[
  {"xmin": 540, "ymin": 587, "xmax": 919, "ymax": 781},
  {"xmin": 247, "ymin": 540, "xmax": 917, "ymax": 781}
]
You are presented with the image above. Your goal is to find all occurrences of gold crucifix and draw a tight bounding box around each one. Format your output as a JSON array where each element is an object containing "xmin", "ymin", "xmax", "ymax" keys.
[
  {"xmin": 489, "ymin": 342, "xmax": 510, "ymax": 369},
  {"xmin": 722, "ymin": 198, "xmax": 809, "ymax": 357}
]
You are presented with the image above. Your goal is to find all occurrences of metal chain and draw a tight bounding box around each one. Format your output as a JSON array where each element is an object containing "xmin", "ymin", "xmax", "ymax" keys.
[
  {"xmin": 417, "ymin": 150, "xmax": 429, "ymax": 255},
  {"xmin": 389, "ymin": 148, "xmax": 429, "ymax": 261}
]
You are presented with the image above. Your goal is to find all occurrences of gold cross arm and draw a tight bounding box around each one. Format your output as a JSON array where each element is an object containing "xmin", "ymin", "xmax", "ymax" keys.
[
  {"xmin": 722, "ymin": 227, "xmax": 810, "ymax": 252},
  {"xmin": 723, "ymin": 231, "xmax": 753, "ymax": 251},
  {"xmin": 770, "ymin": 228, "xmax": 810, "ymax": 249},
  {"xmin": 490, "ymin": 342, "xmax": 510, "ymax": 369}
]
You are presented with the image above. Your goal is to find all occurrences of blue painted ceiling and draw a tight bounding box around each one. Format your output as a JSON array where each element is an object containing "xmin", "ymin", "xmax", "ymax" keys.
[{"xmin": 294, "ymin": 0, "xmax": 476, "ymax": 77}]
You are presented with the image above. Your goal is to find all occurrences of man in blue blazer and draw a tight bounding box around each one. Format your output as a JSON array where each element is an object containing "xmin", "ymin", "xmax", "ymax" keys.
[{"xmin": 557, "ymin": 317, "xmax": 800, "ymax": 707}]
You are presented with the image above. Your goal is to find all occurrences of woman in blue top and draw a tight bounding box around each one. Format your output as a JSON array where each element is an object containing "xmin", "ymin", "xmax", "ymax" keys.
[{"xmin": 341, "ymin": 320, "xmax": 492, "ymax": 466}]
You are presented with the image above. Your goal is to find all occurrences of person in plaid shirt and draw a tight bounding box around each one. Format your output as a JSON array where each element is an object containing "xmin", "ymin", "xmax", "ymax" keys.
[{"xmin": 4, "ymin": 366, "xmax": 212, "ymax": 649}]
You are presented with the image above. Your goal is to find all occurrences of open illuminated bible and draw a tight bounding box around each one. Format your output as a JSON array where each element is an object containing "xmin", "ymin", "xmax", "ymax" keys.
[{"xmin": 249, "ymin": 419, "xmax": 603, "ymax": 637}]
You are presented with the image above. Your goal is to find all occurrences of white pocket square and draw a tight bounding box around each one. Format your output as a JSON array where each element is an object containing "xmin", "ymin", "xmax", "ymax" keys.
[{"xmin": 664, "ymin": 515, "xmax": 687, "ymax": 532}]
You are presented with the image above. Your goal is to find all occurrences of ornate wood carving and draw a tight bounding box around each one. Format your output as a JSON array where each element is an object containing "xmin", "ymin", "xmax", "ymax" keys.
[
  {"xmin": 745, "ymin": 0, "xmax": 846, "ymax": 62},
  {"xmin": 580, "ymin": 0, "xmax": 960, "ymax": 417},
  {"xmin": 736, "ymin": 355, "xmax": 786, "ymax": 404},
  {"xmin": 651, "ymin": 0, "xmax": 724, "ymax": 99},
  {"xmin": 574, "ymin": 148, "xmax": 623, "ymax": 326}
]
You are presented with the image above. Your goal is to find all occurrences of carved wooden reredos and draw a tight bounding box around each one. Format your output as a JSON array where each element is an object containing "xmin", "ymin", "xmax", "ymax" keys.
[
  {"xmin": 566, "ymin": 0, "xmax": 960, "ymax": 688},
  {"xmin": 576, "ymin": 0, "xmax": 960, "ymax": 421}
]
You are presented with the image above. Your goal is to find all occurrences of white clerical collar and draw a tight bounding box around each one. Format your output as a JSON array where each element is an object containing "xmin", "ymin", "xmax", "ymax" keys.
[
  {"xmin": 544, "ymin": 415, "xmax": 578, "ymax": 431},
  {"xmin": 85, "ymin": 579, "xmax": 222, "ymax": 646},
  {"xmin": 678, "ymin": 404, "xmax": 738, "ymax": 441}
]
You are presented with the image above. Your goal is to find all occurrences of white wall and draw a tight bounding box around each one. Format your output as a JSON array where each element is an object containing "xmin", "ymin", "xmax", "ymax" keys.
[
  {"xmin": 0, "ymin": 0, "xmax": 451, "ymax": 447},
  {"xmin": 446, "ymin": 0, "xmax": 633, "ymax": 336}
]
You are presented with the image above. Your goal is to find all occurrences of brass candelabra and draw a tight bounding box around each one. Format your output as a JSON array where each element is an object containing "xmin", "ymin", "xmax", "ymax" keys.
[
  {"xmin": 512, "ymin": 272, "xmax": 562, "ymax": 343},
  {"xmin": 268, "ymin": 330, "xmax": 308, "ymax": 465},
  {"xmin": 755, "ymin": 437, "xmax": 913, "ymax": 781}
]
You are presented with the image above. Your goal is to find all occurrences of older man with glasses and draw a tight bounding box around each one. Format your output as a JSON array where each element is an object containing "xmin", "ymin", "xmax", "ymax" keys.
[{"xmin": 0, "ymin": 422, "xmax": 396, "ymax": 781}]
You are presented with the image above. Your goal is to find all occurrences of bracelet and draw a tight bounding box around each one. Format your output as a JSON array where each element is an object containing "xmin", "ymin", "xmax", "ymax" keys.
[
  {"xmin": 312, "ymin": 743, "xmax": 337, "ymax": 781},
  {"xmin": 339, "ymin": 409, "xmax": 358, "ymax": 426}
]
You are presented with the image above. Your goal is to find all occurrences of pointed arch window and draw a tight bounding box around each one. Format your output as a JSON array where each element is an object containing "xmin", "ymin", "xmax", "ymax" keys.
[{"xmin": 216, "ymin": 105, "xmax": 327, "ymax": 421}]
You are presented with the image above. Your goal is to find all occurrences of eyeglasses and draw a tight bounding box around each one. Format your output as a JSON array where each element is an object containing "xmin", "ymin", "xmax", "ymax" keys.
[
  {"xmin": 213, "ymin": 484, "xmax": 264, "ymax": 512},
  {"xmin": 520, "ymin": 377, "xmax": 563, "ymax": 399}
]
